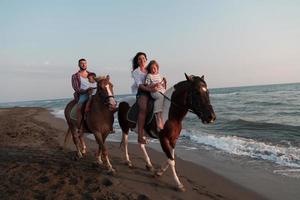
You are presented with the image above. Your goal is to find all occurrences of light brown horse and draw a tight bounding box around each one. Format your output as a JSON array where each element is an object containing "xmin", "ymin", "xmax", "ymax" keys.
[
  {"xmin": 118, "ymin": 74, "xmax": 216, "ymax": 191},
  {"xmin": 64, "ymin": 75, "xmax": 117, "ymax": 173}
]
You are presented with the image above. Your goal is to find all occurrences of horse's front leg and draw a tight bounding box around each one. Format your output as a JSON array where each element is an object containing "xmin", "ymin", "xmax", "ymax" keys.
[
  {"xmin": 155, "ymin": 134, "xmax": 172, "ymax": 177},
  {"xmin": 102, "ymin": 145, "xmax": 116, "ymax": 175},
  {"xmin": 79, "ymin": 133, "xmax": 87, "ymax": 155},
  {"xmin": 96, "ymin": 148, "xmax": 103, "ymax": 165},
  {"xmin": 157, "ymin": 135, "xmax": 185, "ymax": 191},
  {"xmin": 139, "ymin": 143, "xmax": 154, "ymax": 171},
  {"xmin": 168, "ymin": 149, "xmax": 185, "ymax": 192},
  {"xmin": 155, "ymin": 159, "xmax": 170, "ymax": 177},
  {"xmin": 94, "ymin": 131, "xmax": 115, "ymax": 174}
]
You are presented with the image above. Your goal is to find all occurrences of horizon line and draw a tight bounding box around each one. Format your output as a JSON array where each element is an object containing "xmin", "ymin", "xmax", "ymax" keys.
[{"xmin": 1, "ymin": 81, "xmax": 299, "ymax": 104}]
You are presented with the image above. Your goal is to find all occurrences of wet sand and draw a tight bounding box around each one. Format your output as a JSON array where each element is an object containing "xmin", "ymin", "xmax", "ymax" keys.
[{"xmin": 0, "ymin": 107, "xmax": 265, "ymax": 200}]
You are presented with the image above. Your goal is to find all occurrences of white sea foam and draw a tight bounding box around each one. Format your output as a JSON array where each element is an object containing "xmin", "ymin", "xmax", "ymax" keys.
[
  {"xmin": 181, "ymin": 129, "xmax": 300, "ymax": 169},
  {"xmin": 273, "ymin": 169, "xmax": 300, "ymax": 178},
  {"xmin": 51, "ymin": 109, "xmax": 65, "ymax": 120}
]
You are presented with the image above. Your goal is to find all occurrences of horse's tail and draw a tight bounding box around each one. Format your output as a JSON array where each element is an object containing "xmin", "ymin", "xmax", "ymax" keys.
[
  {"xmin": 118, "ymin": 102, "xmax": 130, "ymax": 148},
  {"xmin": 64, "ymin": 127, "xmax": 71, "ymax": 149}
]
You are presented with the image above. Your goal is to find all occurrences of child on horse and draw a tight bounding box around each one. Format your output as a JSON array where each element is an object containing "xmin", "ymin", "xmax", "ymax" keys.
[
  {"xmin": 85, "ymin": 72, "xmax": 97, "ymax": 113},
  {"xmin": 145, "ymin": 60, "xmax": 167, "ymax": 130}
]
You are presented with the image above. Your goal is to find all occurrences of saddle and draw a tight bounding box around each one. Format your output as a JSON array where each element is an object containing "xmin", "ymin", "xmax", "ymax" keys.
[
  {"xmin": 70, "ymin": 101, "xmax": 88, "ymax": 121},
  {"xmin": 127, "ymin": 99, "xmax": 154, "ymax": 126},
  {"xmin": 69, "ymin": 102, "xmax": 93, "ymax": 132}
]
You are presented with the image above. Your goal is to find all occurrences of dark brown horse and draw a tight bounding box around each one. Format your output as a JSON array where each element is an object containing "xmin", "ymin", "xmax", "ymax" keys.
[
  {"xmin": 64, "ymin": 76, "xmax": 117, "ymax": 173},
  {"xmin": 118, "ymin": 73, "xmax": 216, "ymax": 191}
]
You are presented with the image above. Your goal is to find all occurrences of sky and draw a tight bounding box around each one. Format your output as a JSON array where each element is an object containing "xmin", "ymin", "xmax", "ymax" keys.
[{"xmin": 1, "ymin": 0, "xmax": 300, "ymax": 102}]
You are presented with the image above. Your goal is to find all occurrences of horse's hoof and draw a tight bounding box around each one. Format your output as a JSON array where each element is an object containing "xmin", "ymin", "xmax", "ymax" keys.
[
  {"xmin": 81, "ymin": 148, "xmax": 87, "ymax": 155},
  {"xmin": 125, "ymin": 161, "xmax": 133, "ymax": 168},
  {"xmin": 96, "ymin": 159, "xmax": 103, "ymax": 165},
  {"xmin": 107, "ymin": 168, "xmax": 116, "ymax": 176},
  {"xmin": 154, "ymin": 170, "xmax": 163, "ymax": 178},
  {"xmin": 145, "ymin": 164, "xmax": 154, "ymax": 172},
  {"xmin": 73, "ymin": 152, "xmax": 83, "ymax": 160},
  {"xmin": 176, "ymin": 185, "xmax": 186, "ymax": 192}
]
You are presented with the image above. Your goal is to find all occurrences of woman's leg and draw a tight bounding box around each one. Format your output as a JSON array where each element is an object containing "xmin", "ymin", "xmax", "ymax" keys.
[{"xmin": 137, "ymin": 95, "xmax": 148, "ymax": 144}]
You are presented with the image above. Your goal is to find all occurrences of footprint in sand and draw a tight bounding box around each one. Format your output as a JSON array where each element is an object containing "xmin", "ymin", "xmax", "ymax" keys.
[
  {"xmin": 37, "ymin": 176, "xmax": 49, "ymax": 184},
  {"xmin": 102, "ymin": 177, "xmax": 113, "ymax": 187}
]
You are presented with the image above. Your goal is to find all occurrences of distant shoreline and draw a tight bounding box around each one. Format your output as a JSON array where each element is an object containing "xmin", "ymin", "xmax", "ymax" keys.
[{"xmin": 1, "ymin": 82, "xmax": 299, "ymax": 104}]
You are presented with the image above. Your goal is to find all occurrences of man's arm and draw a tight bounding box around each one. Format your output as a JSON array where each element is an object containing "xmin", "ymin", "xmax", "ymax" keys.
[{"xmin": 71, "ymin": 74, "xmax": 87, "ymax": 94}]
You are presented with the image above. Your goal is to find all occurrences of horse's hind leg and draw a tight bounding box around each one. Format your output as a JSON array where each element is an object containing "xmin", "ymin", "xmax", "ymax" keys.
[
  {"xmin": 70, "ymin": 127, "xmax": 83, "ymax": 159},
  {"xmin": 139, "ymin": 143, "xmax": 154, "ymax": 171},
  {"xmin": 122, "ymin": 132, "xmax": 132, "ymax": 167}
]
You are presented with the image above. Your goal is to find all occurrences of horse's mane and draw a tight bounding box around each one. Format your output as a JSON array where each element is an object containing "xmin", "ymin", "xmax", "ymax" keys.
[
  {"xmin": 95, "ymin": 76, "xmax": 107, "ymax": 82},
  {"xmin": 174, "ymin": 80, "xmax": 190, "ymax": 91}
]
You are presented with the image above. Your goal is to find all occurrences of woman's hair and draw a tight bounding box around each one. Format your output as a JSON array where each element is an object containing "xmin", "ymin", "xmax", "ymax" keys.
[
  {"xmin": 146, "ymin": 60, "xmax": 159, "ymax": 73},
  {"xmin": 132, "ymin": 52, "xmax": 147, "ymax": 71}
]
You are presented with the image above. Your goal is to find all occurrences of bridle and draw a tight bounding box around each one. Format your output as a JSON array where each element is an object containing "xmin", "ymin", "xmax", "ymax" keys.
[
  {"xmin": 97, "ymin": 86, "xmax": 116, "ymax": 107},
  {"xmin": 159, "ymin": 90, "xmax": 196, "ymax": 114}
]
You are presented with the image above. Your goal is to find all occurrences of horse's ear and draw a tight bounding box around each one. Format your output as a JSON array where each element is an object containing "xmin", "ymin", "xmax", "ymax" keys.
[
  {"xmin": 106, "ymin": 75, "xmax": 110, "ymax": 81},
  {"xmin": 185, "ymin": 73, "xmax": 194, "ymax": 81},
  {"xmin": 95, "ymin": 77, "xmax": 100, "ymax": 82},
  {"xmin": 201, "ymin": 75, "xmax": 205, "ymax": 80}
]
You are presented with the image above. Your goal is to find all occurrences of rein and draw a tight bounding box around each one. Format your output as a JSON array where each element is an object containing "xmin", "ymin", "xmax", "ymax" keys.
[
  {"xmin": 97, "ymin": 89, "xmax": 115, "ymax": 105},
  {"xmin": 159, "ymin": 91, "xmax": 195, "ymax": 114}
]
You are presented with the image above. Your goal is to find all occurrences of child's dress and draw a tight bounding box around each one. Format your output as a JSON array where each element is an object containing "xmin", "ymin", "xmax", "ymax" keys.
[{"xmin": 145, "ymin": 73, "xmax": 166, "ymax": 113}]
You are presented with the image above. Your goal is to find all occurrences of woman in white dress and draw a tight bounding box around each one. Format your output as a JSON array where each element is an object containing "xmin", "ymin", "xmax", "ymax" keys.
[{"xmin": 131, "ymin": 52, "xmax": 158, "ymax": 144}]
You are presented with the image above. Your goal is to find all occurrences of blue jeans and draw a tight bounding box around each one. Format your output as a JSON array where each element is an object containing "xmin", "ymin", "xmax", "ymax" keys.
[{"xmin": 78, "ymin": 94, "xmax": 89, "ymax": 105}]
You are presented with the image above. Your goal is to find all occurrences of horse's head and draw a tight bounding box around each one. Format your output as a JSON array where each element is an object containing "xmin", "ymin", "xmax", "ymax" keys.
[
  {"xmin": 95, "ymin": 75, "xmax": 117, "ymax": 112},
  {"xmin": 185, "ymin": 73, "xmax": 216, "ymax": 124}
]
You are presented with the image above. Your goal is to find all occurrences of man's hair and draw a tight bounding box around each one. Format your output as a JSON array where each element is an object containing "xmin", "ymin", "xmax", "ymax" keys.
[{"xmin": 78, "ymin": 58, "xmax": 86, "ymax": 66}]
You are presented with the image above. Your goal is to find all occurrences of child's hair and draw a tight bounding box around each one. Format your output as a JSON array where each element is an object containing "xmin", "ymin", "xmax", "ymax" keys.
[
  {"xmin": 88, "ymin": 72, "xmax": 96, "ymax": 78},
  {"xmin": 146, "ymin": 60, "xmax": 159, "ymax": 73}
]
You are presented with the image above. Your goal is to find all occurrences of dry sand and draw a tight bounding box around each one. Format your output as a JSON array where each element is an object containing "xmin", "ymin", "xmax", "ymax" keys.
[{"xmin": 0, "ymin": 107, "xmax": 266, "ymax": 200}]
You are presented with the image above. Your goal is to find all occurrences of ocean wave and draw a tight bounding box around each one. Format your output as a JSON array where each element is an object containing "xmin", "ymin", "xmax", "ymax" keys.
[
  {"xmin": 220, "ymin": 119, "xmax": 300, "ymax": 134},
  {"xmin": 274, "ymin": 111, "xmax": 300, "ymax": 117},
  {"xmin": 50, "ymin": 109, "xmax": 65, "ymax": 120},
  {"xmin": 181, "ymin": 129, "xmax": 300, "ymax": 168},
  {"xmin": 244, "ymin": 100, "xmax": 291, "ymax": 107},
  {"xmin": 273, "ymin": 169, "xmax": 300, "ymax": 178},
  {"xmin": 211, "ymin": 92, "xmax": 240, "ymax": 98}
]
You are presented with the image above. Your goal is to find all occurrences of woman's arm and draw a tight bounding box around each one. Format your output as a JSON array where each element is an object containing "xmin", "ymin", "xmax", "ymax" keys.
[{"xmin": 138, "ymin": 83, "xmax": 157, "ymax": 92}]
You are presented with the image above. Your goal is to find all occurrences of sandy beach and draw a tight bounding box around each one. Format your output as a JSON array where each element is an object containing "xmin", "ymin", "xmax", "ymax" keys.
[{"xmin": 0, "ymin": 107, "xmax": 265, "ymax": 200}]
